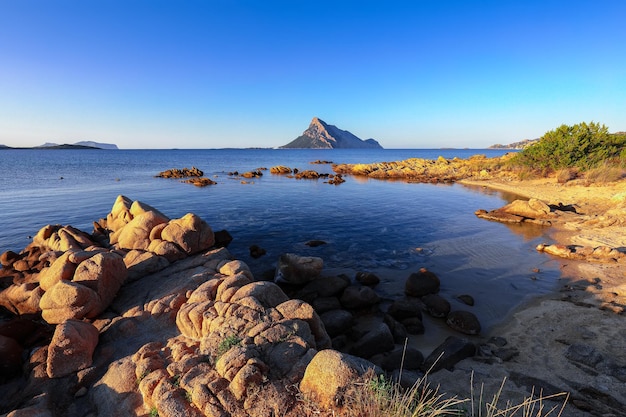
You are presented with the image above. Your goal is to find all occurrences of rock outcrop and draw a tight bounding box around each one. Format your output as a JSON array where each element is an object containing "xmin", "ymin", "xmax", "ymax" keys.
[{"xmin": 280, "ymin": 117, "xmax": 382, "ymax": 149}]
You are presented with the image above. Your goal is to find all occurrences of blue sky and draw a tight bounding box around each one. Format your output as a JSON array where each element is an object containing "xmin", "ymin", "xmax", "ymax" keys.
[{"xmin": 0, "ymin": 1, "xmax": 624, "ymax": 149}]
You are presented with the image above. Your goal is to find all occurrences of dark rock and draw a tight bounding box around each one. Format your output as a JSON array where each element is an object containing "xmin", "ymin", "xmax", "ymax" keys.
[
  {"xmin": 565, "ymin": 343, "xmax": 604, "ymax": 368},
  {"xmin": 388, "ymin": 296, "xmax": 423, "ymax": 321},
  {"xmin": 370, "ymin": 345, "xmax": 424, "ymax": 371},
  {"xmin": 350, "ymin": 323, "xmax": 394, "ymax": 359},
  {"xmin": 446, "ymin": 310, "xmax": 481, "ymax": 335},
  {"xmin": 488, "ymin": 336, "xmax": 508, "ymax": 347},
  {"xmin": 249, "ymin": 245, "xmax": 266, "ymax": 259},
  {"xmin": 311, "ymin": 296, "xmax": 342, "ymax": 314},
  {"xmin": 355, "ymin": 271, "xmax": 380, "ymax": 286},
  {"xmin": 320, "ymin": 310, "xmax": 353, "ymax": 338},
  {"xmin": 456, "ymin": 294, "xmax": 475, "ymax": 306},
  {"xmin": 421, "ymin": 294, "xmax": 451, "ymax": 318},
  {"xmin": 421, "ymin": 336, "xmax": 476, "ymax": 373},
  {"xmin": 383, "ymin": 314, "xmax": 408, "ymax": 344},
  {"xmin": 402, "ymin": 317, "xmax": 425, "ymax": 335},
  {"xmin": 305, "ymin": 240, "xmax": 327, "ymax": 247},
  {"xmin": 493, "ymin": 347, "xmax": 519, "ymax": 362},
  {"xmin": 331, "ymin": 335, "xmax": 348, "ymax": 350},
  {"xmin": 297, "ymin": 275, "xmax": 350, "ymax": 301},
  {"xmin": 405, "ymin": 268, "xmax": 440, "ymax": 297},
  {"xmin": 0, "ymin": 334, "xmax": 23, "ymax": 381},
  {"xmin": 340, "ymin": 285, "xmax": 380, "ymax": 310},
  {"xmin": 213, "ymin": 230, "xmax": 233, "ymax": 248}
]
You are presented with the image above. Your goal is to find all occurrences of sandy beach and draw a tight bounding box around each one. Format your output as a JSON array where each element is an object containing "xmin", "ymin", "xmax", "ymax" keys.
[{"xmin": 428, "ymin": 177, "xmax": 626, "ymax": 416}]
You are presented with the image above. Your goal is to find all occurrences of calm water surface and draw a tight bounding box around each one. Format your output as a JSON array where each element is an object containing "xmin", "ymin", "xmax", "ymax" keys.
[{"xmin": 0, "ymin": 148, "xmax": 561, "ymax": 338}]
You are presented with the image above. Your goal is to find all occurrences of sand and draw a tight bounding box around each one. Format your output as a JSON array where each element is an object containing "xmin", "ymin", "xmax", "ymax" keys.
[{"xmin": 425, "ymin": 177, "xmax": 626, "ymax": 415}]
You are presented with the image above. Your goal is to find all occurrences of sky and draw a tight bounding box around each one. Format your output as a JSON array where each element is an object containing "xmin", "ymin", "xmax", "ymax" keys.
[{"xmin": 0, "ymin": 1, "xmax": 625, "ymax": 149}]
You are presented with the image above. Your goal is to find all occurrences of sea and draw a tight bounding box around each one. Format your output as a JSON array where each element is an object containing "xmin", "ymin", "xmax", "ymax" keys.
[{"xmin": 0, "ymin": 148, "xmax": 562, "ymax": 345}]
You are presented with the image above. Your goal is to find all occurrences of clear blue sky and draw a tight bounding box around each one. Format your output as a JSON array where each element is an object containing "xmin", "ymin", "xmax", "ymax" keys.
[{"xmin": 1, "ymin": 0, "xmax": 624, "ymax": 149}]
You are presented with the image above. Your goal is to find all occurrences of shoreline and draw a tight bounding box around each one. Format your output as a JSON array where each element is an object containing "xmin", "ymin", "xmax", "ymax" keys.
[{"xmin": 437, "ymin": 176, "xmax": 626, "ymax": 415}]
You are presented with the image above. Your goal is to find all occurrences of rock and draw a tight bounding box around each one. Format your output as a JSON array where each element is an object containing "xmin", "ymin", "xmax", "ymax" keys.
[
  {"xmin": 40, "ymin": 252, "xmax": 127, "ymax": 323},
  {"xmin": 161, "ymin": 213, "xmax": 215, "ymax": 254},
  {"xmin": 355, "ymin": 271, "xmax": 380, "ymax": 286},
  {"xmin": 270, "ymin": 166, "xmax": 292, "ymax": 174},
  {"xmin": 112, "ymin": 210, "xmax": 169, "ymax": 250},
  {"xmin": 402, "ymin": 317, "xmax": 425, "ymax": 335},
  {"xmin": 405, "ymin": 268, "xmax": 440, "ymax": 296},
  {"xmin": 305, "ymin": 240, "xmax": 326, "ymax": 247},
  {"xmin": 276, "ymin": 299, "xmax": 332, "ymax": 350},
  {"xmin": 350, "ymin": 322, "xmax": 394, "ymax": 358},
  {"xmin": 0, "ymin": 250, "xmax": 20, "ymax": 267},
  {"xmin": 249, "ymin": 245, "xmax": 266, "ymax": 258},
  {"xmin": 311, "ymin": 296, "xmax": 341, "ymax": 313},
  {"xmin": 422, "ymin": 336, "xmax": 476, "ymax": 372},
  {"xmin": 370, "ymin": 345, "xmax": 424, "ymax": 371},
  {"xmin": 213, "ymin": 229, "xmax": 233, "ymax": 248},
  {"xmin": 388, "ymin": 296, "xmax": 423, "ymax": 321},
  {"xmin": 446, "ymin": 310, "xmax": 481, "ymax": 335},
  {"xmin": 421, "ymin": 294, "xmax": 451, "ymax": 318},
  {"xmin": 274, "ymin": 253, "xmax": 323, "ymax": 285},
  {"xmin": 297, "ymin": 275, "xmax": 350, "ymax": 301},
  {"xmin": 457, "ymin": 294, "xmax": 475, "ymax": 306},
  {"xmin": 231, "ymin": 281, "xmax": 289, "ymax": 308},
  {"xmin": 339, "ymin": 285, "xmax": 380, "ymax": 310},
  {"xmin": 300, "ymin": 350, "xmax": 380, "ymax": 410},
  {"xmin": 383, "ymin": 314, "xmax": 409, "ymax": 343},
  {"xmin": 47, "ymin": 320, "xmax": 99, "ymax": 378},
  {"xmin": 319, "ymin": 309, "xmax": 353, "ymax": 338},
  {"xmin": 503, "ymin": 198, "xmax": 551, "ymax": 218},
  {"xmin": 0, "ymin": 334, "xmax": 23, "ymax": 381}
]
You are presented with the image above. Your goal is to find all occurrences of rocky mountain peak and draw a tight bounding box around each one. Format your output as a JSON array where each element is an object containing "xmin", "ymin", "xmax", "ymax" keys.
[{"xmin": 280, "ymin": 117, "xmax": 383, "ymax": 149}]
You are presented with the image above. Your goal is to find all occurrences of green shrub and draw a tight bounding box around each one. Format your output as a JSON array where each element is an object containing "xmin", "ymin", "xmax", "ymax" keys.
[
  {"xmin": 217, "ymin": 334, "xmax": 242, "ymax": 358},
  {"xmin": 511, "ymin": 122, "xmax": 626, "ymax": 171}
]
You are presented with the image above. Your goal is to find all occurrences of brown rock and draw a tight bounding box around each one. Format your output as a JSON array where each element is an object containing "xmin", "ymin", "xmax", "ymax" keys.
[
  {"xmin": 47, "ymin": 320, "xmax": 99, "ymax": 378},
  {"xmin": 300, "ymin": 349, "xmax": 379, "ymax": 410},
  {"xmin": 161, "ymin": 213, "xmax": 215, "ymax": 254},
  {"xmin": 274, "ymin": 253, "xmax": 323, "ymax": 285},
  {"xmin": 113, "ymin": 210, "xmax": 170, "ymax": 250},
  {"xmin": 339, "ymin": 285, "xmax": 380, "ymax": 310}
]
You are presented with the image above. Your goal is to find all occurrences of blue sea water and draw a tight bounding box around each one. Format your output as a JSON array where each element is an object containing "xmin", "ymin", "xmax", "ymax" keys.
[{"xmin": 0, "ymin": 148, "xmax": 561, "ymax": 333}]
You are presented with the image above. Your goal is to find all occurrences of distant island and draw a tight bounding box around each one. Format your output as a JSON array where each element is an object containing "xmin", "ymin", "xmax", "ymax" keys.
[
  {"xmin": 489, "ymin": 138, "xmax": 539, "ymax": 150},
  {"xmin": 0, "ymin": 141, "xmax": 119, "ymax": 150},
  {"xmin": 280, "ymin": 117, "xmax": 383, "ymax": 149}
]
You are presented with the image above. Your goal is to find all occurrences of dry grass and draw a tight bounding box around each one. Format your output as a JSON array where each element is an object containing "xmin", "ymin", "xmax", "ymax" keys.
[
  {"xmin": 310, "ymin": 370, "xmax": 569, "ymax": 417},
  {"xmin": 583, "ymin": 165, "xmax": 625, "ymax": 184}
]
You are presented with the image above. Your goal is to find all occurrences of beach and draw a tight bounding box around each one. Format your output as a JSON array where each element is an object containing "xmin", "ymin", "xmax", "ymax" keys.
[
  {"xmin": 432, "ymin": 176, "xmax": 626, "ymax": 415},
  {"xmin": 1, "ymin": 152, "xmax": 625, "ymax": 416}
]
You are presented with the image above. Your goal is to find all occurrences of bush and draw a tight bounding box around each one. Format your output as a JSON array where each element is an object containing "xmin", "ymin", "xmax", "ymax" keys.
[{"xmin": 511, "ymin": 122, "xmax": 626, "ymax": 171}]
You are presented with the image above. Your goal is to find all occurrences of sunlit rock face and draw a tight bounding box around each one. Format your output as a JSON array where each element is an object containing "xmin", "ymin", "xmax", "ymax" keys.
[{"xmin": 280, "ymin": 117, "xmax": 383, "ymax": 149}]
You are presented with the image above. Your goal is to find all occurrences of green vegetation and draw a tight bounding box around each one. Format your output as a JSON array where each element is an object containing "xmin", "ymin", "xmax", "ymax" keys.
[
  {"xmin": 217, "ymin": 334, "xmax": 242, "ymax": 358},
  {"xmin": 511, "ymin": 122, "xmax": 626, "ymax": 171},
  {"xmin": 149, "ymin": 407, "xmax": 159, "ymax": 417}
]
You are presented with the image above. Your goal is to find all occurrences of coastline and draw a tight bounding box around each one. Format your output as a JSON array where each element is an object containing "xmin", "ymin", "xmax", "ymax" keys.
[{"xmin": 436, "ymin": 176, "xmax": 626, "ymax": 415}]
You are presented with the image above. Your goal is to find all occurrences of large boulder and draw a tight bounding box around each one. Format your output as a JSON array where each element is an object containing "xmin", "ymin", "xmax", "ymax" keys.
[
  {"xmin": 502, "ymin": 198, "xmax": 551, "ymax": 218},
  {"xmin": 300, "ymin": 349, "xmax": 380, "ymax": 410},
  {"xmin": 350, "ymin": 322, "xmax": 394, "ymax": 359},
  {"xmin": 161, "ymin": 213, "xmax": 215, "ymax": 254},
  {"xmin": 405, "ymin": 268, "xmax": 440, "ymax": 297},
  {"xmin": 422, "ymin": 336, "xmax": 476, "ymax": 372},
  {"xmin": 47, "ymin": 320, "xmax": 99, "ymax": 378},
  {"xmin": 274, "ymin": 253, "xmax": 323, "ymax": 285},
  {"xmin": 339, "ymin": 285, "xmax": 380, "ymax": 310},
  {"xmin": 39, "ymin": 252, "xmax": 127, "ymax": 323},
  {"xmin": 446, "ymin": 310, "xmax": 481, "ymax": 335},
  {"xmin": 112, "ymin": 211, "xmax": 169, "ymax": 250}
]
